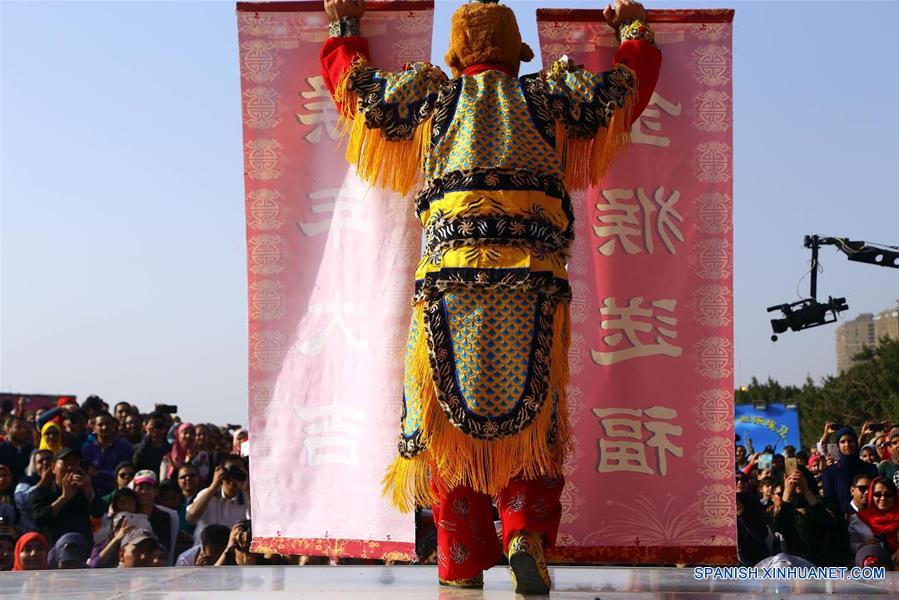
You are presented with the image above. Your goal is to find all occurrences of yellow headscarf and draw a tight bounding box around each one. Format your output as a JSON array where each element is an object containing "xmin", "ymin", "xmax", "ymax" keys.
[{"xmin": 39, "ymin": 421, "xmax": 63, "ymax": 455}]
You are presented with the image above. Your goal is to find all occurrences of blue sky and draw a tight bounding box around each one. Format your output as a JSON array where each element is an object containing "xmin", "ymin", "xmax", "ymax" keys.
[{"xmin": 2, "ymin": 1, "xmax": 897, "ymax": 425}]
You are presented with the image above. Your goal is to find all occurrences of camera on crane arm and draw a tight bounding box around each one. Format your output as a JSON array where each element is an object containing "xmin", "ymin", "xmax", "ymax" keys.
[
  {"xmin": 767, "ymin": 296, "xmax": 848, "ymax": 342},
  {"xmin": 767, "ymin": 234, "xmax": 897, "ymax": 341}
]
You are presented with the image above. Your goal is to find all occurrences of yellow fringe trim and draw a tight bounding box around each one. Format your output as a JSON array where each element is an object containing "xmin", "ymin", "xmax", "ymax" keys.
[
  {"xmin": 334, "ymin": 59, "xmax": 430, "ymax": 197},
  {"xmin": 560, "ymin": 91, "xmax": 637, "ymax": 191},
  {"xmin": 382, "ymin": 302, "xmax": 572, "ymax": 512}
]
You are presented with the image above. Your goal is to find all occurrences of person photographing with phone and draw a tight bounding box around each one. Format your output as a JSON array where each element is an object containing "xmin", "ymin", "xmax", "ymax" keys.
[
  {"xmin": 30, "ymin": 447, "xmax": 105, "ymax": 545},
  {"xmin": 186, "ymin": 455, "xmax": 250, "ymax": 546},
  {"xmin": 821, "ymin": 425, "xmax": 878, "ymax": 515}
]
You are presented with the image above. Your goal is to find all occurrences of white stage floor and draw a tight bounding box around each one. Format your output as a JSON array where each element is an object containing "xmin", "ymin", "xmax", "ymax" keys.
[{"xmin": 2, "ymin": 565, "xmax": 898, "ymax": 599}]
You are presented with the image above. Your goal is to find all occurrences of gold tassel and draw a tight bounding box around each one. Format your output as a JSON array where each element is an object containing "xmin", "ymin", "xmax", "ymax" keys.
[
  {"xmin": 381, "ymin": 302, "xmax": 439, "ymax": 513},
  {"xmin": 382, "ymin": 301, "xmax": 573, "ymax": 511},
  {"xmin": 382, "ymin": 452, "xmax": 435, "ymax": 513},
  {"xmin": 562, "ymin": 92, "xmax": 637, "ymax": 191},
  {"xmin": 335, "ymin": 59, "xmax": 431, "ymax": 197},
  {"xmin": 342, "ymin": 113, "xmax": 430, "ymax": 196}
]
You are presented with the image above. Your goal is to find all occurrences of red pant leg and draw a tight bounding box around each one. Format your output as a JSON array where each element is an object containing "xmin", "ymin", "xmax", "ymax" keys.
[
  {"xmin": 431, "ymin": 481, "xmax": 500, "ymax": 580},
  {"xmin": 497, "ymin": 476, "xmax": 565, "ymax": 553}
]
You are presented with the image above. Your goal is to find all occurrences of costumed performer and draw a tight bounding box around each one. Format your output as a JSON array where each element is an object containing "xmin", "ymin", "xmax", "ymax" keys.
[{"xmin": 320, "ymin": 0, "xmax": 660, "ymax": 593}]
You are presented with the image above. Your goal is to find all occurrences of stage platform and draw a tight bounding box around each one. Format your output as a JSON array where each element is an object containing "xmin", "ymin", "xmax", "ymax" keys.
[{"xmin": 2, "ymin": 565, "xmax": 898, "ymax": 599}]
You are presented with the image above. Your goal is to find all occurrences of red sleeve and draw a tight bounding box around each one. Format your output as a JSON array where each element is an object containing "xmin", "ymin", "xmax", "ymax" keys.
[
  {"xmin": 612, "ymin": 39, "xmax": 662, "ymax": 123},
  {"xmin": 320, "ymin": 35, "xmax": 370, "ymax": 97}
]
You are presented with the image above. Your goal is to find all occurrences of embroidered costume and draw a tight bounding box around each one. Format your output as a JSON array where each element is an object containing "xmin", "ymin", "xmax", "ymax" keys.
[{"xmin": 321, "ymin": 0, "xmax": 660, "ymax": 589}]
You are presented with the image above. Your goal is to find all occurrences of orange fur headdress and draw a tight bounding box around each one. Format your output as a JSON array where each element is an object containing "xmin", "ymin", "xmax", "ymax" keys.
[{"xmin": 444, "ymin": 0, "xmax": 534, "ymax": 78}]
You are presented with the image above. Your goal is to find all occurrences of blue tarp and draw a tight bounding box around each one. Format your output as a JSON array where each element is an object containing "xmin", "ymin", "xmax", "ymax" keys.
[{"xmin": 734, "ymin": 403, "xmax": 801, "ymax": 453}]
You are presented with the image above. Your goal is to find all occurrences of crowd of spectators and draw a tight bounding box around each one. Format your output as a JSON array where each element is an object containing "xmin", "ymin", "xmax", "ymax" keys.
[
  {"xmin": 5, "ymin": 395, "xmax": 899, "ymax": 573},
  {"xmin": 0, "ymin": 396, "xmax": 263, "ymax": 570},
  {"xmin": 735, "ymin": 420, "xmax": 899, "ymax": 571}
]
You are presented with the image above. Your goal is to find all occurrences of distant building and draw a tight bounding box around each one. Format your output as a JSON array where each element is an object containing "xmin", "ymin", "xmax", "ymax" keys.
[
  {"xmin": 835, "ymin": 313, "xmax": 875, "ymax": 373},
  {"xmin": 874, "ymin": 301, "xmax": 899, "ymax": 344}
]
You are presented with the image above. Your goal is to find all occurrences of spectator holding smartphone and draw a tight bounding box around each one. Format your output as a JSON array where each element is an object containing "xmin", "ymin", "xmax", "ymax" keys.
[
  {"xmin": 30, "ymin": 448, "xmax": 104, "ymax": 545},
  {"xmin": 89, "ymin": 488, "xmax": 140, "ymax": 568},
  {"xmin": 186, "ymin": 455, "xmax": 250, "ymax": 545}
]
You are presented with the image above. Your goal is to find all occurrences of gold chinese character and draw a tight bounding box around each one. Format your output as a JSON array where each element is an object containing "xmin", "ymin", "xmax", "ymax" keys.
[
  {"xmin": 592, "ymin": 406, "xmax": 684, "ymax": 475},
  {"xmin": 630, "ymin": 91, "xmax": 682, "ymax": 147},
  {"xmin": 594, "ymin": 189, "xmax": 643, "ymax": 255},
  {"xmin": 643, "ymin": 406, "xmax": 683, "ymax": 476},
  {"xmin": 591, "ymin": 297, "xmax": 682, "ymax": 365},
  {"xmin": 594, "ymin": 187, "xmax": 683, "ymax": 256},
  {"xmin": 297, "ymin": 187, "xmax": 373, "ymax": 246},
  {"xmin": 295, "ymin": 76, "xmax": 339, "ymax": 144}
]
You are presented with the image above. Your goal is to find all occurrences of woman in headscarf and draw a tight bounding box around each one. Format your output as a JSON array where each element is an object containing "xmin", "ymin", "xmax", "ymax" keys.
[
  {"xmin": 39, "ymin": 421, "xmax": 63, "ymax": 456},
  {"xmin": 852, "ymin": 476, "xmax": 899, "ymax": 566},
  {"xmin": 822, "ymin": 427, "xmax": 878, "ymax": 514},
  {"xmin": 860, "ymin": 444, "xmax": 880, "ymax": 465},
  {"xmin": 12, "ymin": 531, "xmax": 49, "ymax": 571},
  {"xmin": 160, "ymin": 423, "xmax": 209, "ymax": 483},
  {"xmin": 736, "ymin": 484, "xmax": 770, "ymax": 566},
  {"xmin": 48, "ymin": 532, "xmax": 90, "ymax": 569}
]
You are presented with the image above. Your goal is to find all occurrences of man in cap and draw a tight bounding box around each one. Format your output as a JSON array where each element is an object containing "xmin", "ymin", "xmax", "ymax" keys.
[
  {"xmin": 118, "ymin": 528, "xmax": 166, "ymax": 568},
  {"xmin": 30, "ymin": 447, "xmax": 105, "ymax": 544}
]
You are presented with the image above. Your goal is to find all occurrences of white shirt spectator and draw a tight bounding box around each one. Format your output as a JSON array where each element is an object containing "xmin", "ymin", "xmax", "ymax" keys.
[
  {"xmin": 176, "ymin": 545, "xmax": 201, "ymax": 567},
  {"xmin": 188, "ymin": 487, "xmax": 250, "ymax": 545}
]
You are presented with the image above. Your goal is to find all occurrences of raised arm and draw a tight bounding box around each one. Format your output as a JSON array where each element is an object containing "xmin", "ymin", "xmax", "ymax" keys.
[
  {"xmin": 539, "ymin": 0, "xmax": 661, "ymax": 189},
  {"xmin": 604, "ymin": 0, "xmax": 662, "ymax": 122},
  {"xmin": 320, "ymin": 0, "xmax": 369, "ymax": 100},
  {"xmin": 319, "ymin": 0, "xmax": 446, "ymax": 195}
]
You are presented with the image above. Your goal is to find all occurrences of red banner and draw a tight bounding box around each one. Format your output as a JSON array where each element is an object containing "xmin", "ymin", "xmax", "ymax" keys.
[
  {"xmin": 537, "ymin": 9, "xmax": 737, "ymax": 565},
  {"xmin": 237, "ymin": 1, "xmax": 434, "ymax": 559}
]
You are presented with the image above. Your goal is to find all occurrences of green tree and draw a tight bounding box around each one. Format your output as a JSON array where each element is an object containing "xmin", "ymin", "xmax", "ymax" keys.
[{"xmin": 737, "ymin": 338, "xmax": 899, "ymax": 451}]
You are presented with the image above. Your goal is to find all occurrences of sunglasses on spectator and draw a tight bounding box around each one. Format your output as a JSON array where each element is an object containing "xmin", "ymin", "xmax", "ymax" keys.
[
  {"xmin": 118, "ymin": 471, "xmax": 135, "ymax": 479},
  {"xmin": 178, "ymin": 473, "xmax": 198, "ymax": 480},
  {"xmin": 151, "ymin": 423, "xmax": 165, "ymax": 430},
  {"xmin": 773, "ymin": 491, "xmax": 783, "ymax": 496},
  {"xmin": 855, "ymin": 485, "xmax": 869, "ymax": 492},
  {"xmin": 873, "ymin": 492, "xmax": 895, "ymax": 499}
]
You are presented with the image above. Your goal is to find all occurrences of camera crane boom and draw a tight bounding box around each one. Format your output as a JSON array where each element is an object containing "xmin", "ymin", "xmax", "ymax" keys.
[{"xmin": 767, "ymin": 235, "xmax": 898, "ymax": 341}]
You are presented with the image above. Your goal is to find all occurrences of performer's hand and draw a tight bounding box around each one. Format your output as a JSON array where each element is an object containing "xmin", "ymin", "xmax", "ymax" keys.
[
  {"xmin": 603, "ymin": 0, "xmax": 647, "ymax": 30},
  {"xmin": 325, "ymin": 0, "xmax": 365, "ymax": 21}
]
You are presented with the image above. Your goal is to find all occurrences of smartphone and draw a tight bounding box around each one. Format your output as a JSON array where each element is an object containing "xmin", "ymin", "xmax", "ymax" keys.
[
  {"xmin": 155, "ymin": 404, "xmax": 178, "ymax": 414},
  {"xmin": 114, "ymin": 511, "xmax": 151, "ymax": 532},
  {"xmin": 784, "ymin": 457, "xmax": 798, "ymax": 477},
  {"xmin": 870, "ymin": 423, "xmax": 886, "ymax": 433},
  {"xmin": 827, "ymin": 443, "xmax": 840, "ymax": 461},
  {"xmin": 240, "ymin": 440, "xmax": 250, "ymax": 458},
  {"xmin": 758, "ymin": 453, "xmax": 773, "ymax": 471}
]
